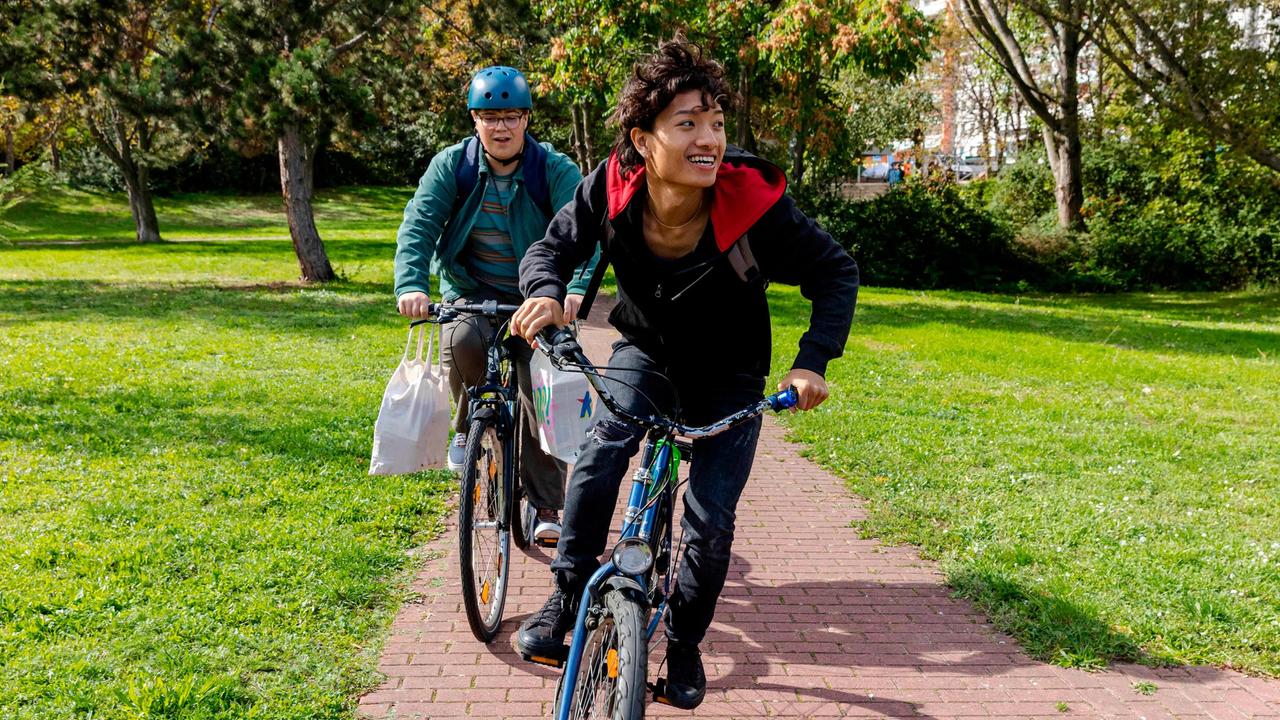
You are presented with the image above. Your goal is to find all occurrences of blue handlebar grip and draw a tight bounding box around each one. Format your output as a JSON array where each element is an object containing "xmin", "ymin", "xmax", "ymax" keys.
[{"xmin": 767, "ymin": 386, "xmax": 799, "ymax": 411}]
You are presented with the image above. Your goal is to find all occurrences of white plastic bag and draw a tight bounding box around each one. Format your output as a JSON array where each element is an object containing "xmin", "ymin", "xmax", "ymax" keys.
[
  {"xmin": 530, "ymin": 349, "xmax": 596, "ymax": 464},
  {"xmin": 369, "ymin": 323, "xmax": 450, "ymax": 475}
]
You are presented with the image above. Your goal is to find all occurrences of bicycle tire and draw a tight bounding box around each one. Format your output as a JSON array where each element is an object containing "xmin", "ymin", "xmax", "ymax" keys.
[
  {"xmin": 565, "ymin": 590, "xmax": 648, "ymax": 720},
  {"xmin": 457, "ymin": 416, "xmax": 511, "ymax": 642}
]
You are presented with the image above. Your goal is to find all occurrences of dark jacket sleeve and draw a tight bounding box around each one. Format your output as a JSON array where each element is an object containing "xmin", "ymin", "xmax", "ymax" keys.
[
  {"xmin": 519, "ymin": 159, "xmax": 609, "ymax": 304},
  {"xmin": 756, "ymin": 194, "xmax": 859, "ymax": 377}
]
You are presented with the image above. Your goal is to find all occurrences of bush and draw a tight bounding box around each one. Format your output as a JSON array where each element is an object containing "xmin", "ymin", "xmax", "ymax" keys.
[
  {"xmin": 986, "ymin": 151, "xmax": 1056, "ymax": 229},
  {"xmin": 1080, "ymin": 130, "xmax": 1280, "ymax": 289},
  {"xmin": 794, "ymin": 179, "xmax": 1024, "ymax": 290},
  {"xmin": 59, "ymin": 143, "xmax": 126, "ymax": 192}
]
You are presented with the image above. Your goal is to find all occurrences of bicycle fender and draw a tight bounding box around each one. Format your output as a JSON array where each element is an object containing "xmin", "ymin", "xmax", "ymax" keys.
[{"xmin": 602, "ymin": 575, "xmax": 645, "ymax": 601}]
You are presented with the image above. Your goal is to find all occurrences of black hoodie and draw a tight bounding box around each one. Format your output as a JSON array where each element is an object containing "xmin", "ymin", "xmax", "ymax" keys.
[{"xmin": 519, "ymin": 146, "xmax": 858, "ymax": 388}]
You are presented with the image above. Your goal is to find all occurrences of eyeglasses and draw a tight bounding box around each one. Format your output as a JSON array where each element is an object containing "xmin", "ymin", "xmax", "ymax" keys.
[{"xmin": 475, "ymin": 112, "xmax": 526, "ymax": 129}]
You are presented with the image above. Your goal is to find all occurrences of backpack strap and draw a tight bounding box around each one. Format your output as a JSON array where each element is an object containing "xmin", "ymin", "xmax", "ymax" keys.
[
  {"xmin": 575, "ymin": 217, "xmax": 612, "ymax": 322},
  {"xmin": 725, "ymin": 232, "xmax": 765, "ymax": 286},
  {"xmin": 452, "ymin": 136, "xmax": 482, "ymax": 211},
  {"xmin": 518, "ymin": 134, "xmax": 554, "ymax": 218},
  {"xmin": 452, "ymin": 134, "xmax": 554, "ymax": 218}
]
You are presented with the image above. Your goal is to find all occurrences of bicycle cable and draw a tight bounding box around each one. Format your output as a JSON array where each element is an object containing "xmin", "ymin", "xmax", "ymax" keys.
[{"xmin": 551, "ymin": 355, "xmax": 683, "ymax": 424}]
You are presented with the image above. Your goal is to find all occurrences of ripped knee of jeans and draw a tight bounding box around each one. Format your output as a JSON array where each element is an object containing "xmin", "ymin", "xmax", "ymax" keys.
[{"xmin": 590, "ymin": 417, "xmax": 642, "ymax": 449}]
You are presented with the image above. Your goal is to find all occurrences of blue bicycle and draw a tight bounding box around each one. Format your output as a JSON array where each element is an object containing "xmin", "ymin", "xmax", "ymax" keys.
[{"xmin": 527, "ymin": 327, "xmax": 797, "ymax": 719}]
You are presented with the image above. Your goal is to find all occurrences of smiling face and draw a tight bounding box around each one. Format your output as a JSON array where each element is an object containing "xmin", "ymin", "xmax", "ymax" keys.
[
  {"xmin": 472, "ymin": 110, "xmax": 528, "ymax": 163},
  {"xmin": 630, "ymin": 89, "xmax": 726, "ymax": 189}
]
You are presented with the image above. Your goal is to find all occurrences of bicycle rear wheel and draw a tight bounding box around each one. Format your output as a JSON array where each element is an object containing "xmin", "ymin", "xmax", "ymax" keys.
[
  {"xmin": 565, "ymin": 590, "xmax": 648, "ymax": 719},
  {"xmin": 458, "ymin": 416, "xmax": 511, "ymax": 642}
]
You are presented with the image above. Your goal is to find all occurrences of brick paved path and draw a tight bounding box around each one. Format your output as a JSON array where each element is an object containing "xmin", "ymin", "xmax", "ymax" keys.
[{"xmin": 360, "ymin": 308, "xmax": 1280, "ymax": 720}]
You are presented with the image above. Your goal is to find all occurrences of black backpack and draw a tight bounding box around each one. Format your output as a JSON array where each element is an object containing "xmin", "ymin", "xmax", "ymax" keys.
[{"xmin": 453, "ymin": 133, "xmax": 554, "ymax": 218}]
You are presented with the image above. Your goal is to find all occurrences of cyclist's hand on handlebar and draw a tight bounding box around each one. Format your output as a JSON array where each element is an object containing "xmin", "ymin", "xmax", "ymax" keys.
[
  {"xmin": 779, "ymin": 368, "xmax": 829, "ymax": 411},
  {"xmin": 563, "ymin": 293, "xmax": 584, "ymax": 323},
  {"xmin": 397, "ymin": 291, "xmax": 433, "ymax": 319},
  {"xmin": 511, "ymin": 296, "xmax": 565, "ymax": 342}
]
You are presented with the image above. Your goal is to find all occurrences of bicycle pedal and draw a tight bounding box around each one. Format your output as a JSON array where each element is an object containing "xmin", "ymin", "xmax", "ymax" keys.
[
  {"xmin": 534, "ymin": 536, "xmax": 558, "ymax": 548},
  {"xmin": 520, "ymin": 644, "xmax": 568, "ymax": 668},
  {"xmin": 650, "ymin": 677, "xmax": 673, "ymax": 706}
]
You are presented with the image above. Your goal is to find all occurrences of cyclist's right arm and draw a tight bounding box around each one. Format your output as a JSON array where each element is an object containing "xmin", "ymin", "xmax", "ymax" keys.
[
  {"xmin": 394, "ymin": 145, "xmax": 464, "ymax": 315},
  {"xmin": 514, "ymin": 159, "xmax": 610, "ymax": 341}
]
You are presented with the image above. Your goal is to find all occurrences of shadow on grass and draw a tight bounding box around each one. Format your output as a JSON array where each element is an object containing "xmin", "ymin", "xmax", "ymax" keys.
[
  {"xmin": 0, "ymin": 279, "xmax": 393, "ymax": 332},
  {"xmin": 3, "ymin": 381, "xmax": 375, "ymax": 471},
  {"xmin": 946, "ymin": 562, "xmax": 1148, "ymax": 670},
  {"xmin": 3, "ymin": 236, "xmax": 395, "ymax": 262},
  {"xmin": 769, "ymin": 290, "xmax": 1280, "ymax": 359},
  {"xmin": 1, "ymin": 185, "xmax": 408, "ymax": 242}
]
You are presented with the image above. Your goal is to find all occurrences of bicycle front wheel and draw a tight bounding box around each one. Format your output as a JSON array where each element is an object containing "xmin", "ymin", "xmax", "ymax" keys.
[
  {"xmin": 566, "ymin": 590, "xmax": 648, "ymax": 720},
  {"xmin": 457, "ymin": 417, "xmax": 511, "ymax": 642}
]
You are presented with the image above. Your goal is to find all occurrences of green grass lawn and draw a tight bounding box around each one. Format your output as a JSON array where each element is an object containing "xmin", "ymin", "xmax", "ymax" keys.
[
  {"xmin": 770, "ymin": 286, "xmax": 1280, "ymax": 675},
  {"xmin": 1, "ymin": 186, "xmax": 448, "ymax": 719},
  {"xmin": 1, "ymin": 186, "xmax": 1278, "ymax": 720}
]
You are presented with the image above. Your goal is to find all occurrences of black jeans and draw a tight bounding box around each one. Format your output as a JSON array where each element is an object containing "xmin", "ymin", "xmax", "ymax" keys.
[{"xmin": 551, "ymin": 340, "xmax": 763, "ymax": 646}]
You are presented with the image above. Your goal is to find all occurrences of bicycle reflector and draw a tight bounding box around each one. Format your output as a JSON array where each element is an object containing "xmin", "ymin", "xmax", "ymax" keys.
[{"xmin": 611, "ymin": 537, "xmax": 653, "ymax": 575}]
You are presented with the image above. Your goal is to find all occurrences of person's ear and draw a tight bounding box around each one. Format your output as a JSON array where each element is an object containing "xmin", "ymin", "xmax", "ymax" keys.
[{"xmin": 630, "ymin": 127, "xmax": 649, "ymax": 158}]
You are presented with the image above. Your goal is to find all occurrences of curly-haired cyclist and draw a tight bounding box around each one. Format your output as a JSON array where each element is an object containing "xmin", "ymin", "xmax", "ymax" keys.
[{"xmin": 510, "ymin": 39, "xmax": 858, "ymax": 708}]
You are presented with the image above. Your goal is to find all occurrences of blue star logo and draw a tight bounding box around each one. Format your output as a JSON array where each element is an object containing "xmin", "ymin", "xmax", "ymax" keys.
[{"xmin": 579, "ymin": 391, "xmax": 593, "ymax": 419}]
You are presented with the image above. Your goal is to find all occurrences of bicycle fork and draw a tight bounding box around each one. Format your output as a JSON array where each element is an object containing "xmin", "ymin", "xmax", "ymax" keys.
[{"xmin": 552, "ymin": 438, "xmax": 679, "ymax": 719}]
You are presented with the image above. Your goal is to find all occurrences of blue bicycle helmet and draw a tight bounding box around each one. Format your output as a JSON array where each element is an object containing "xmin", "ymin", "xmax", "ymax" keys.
[{"xmin": 467, "ymin": 66, "xmax": 533, "ymax": 110}]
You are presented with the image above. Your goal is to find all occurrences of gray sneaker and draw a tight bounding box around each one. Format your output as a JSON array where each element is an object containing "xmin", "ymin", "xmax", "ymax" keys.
[
  {"xmin": 533, "ymin": 509, "xmax": 561, "ymax": 544},
  {"xmin": 446, "ymin": 432, "xmax": 467, "ymax": 473}
]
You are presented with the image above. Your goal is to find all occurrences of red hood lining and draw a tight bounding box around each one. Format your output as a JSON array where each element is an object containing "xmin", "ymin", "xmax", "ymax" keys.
[{"xmin": 606, "ymin": 152, "xmax": 786, "ymax": 252}]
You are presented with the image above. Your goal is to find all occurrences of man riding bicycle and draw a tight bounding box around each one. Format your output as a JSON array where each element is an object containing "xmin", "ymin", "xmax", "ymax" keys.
[
  {"xmin": 394, "ymin": 66, "xmax": 597, "ymax": 542},
  {"xmin": 511, "ymin": 39, "xmax": 858, "ymax": 709}
]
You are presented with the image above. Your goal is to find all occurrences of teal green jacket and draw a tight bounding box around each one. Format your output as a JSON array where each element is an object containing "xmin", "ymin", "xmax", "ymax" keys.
[{"xmin": 393, "ymin": 138, "xmax": 596, "ymax": 302}]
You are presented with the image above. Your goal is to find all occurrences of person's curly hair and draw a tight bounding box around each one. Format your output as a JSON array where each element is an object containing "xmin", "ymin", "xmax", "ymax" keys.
[{"xmin": 610, "ymin": 37, "xmax": 738, "ymax": 176}]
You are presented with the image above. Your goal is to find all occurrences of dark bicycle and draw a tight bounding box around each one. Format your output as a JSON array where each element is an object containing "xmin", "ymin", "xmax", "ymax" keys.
[
  {"xmin": 524, "ymin": 326, "xmax": 798, "ymax": 719},
  {"xmin": 411, "ymin": 300, "xmax": 542, "ymax": 642}
]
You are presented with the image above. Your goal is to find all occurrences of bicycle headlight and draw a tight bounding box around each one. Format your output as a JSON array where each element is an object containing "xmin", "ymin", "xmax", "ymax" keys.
[{"xmin": 611, "ymin": 537, "xmax": 653, "ymax": 576}]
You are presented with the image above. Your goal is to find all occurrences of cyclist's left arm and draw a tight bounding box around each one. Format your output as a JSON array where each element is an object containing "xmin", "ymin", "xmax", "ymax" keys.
[
  {"xmin": 516, "ymin": 159, "xmax": 610, "ymax": 340},
  {"xmin": 754, "ymin": 194, "xmax": 859, "ymax": 410},
  {"xmin": 541, "ymin": 145, "xmax": 599, "ymax": 318}
]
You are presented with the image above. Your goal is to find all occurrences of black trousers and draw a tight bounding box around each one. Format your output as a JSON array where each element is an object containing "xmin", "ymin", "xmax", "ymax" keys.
[{"xmin": 551, "ymin": 339, "xmax": 763, "ymax": 646}]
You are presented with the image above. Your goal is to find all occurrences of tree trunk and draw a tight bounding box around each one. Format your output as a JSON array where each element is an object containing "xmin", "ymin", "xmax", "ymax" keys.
[
  {"xmin": 91, "ymin": 117, "xmax": 162, "ymax": 243},
  {"xmin": 1042, "ymin": 126, "xmax": 1084, "ymax": 229},
  {"xmin": 790, "ymin": 130, "xmax": 805, "ymax": 184},
  {"xmin": 940, "ymin": 5, "xmax": 959, "ymax": 156},
  {"xmin": 580, "ymin": 103, "xmax": 595, "ymax": 167},
  {"xmin": 1053, "ymin": 23, "xmax": 1085, "ymax": 229},
  {"xmin": 121, "ymin": 166, "xmax": 162, "ymax": 243},
  {"xmin": 569, "ymin": 102, "xmax": 588, "ymax": 170},
  {"xmin": 736, "ymin": 65, "xmax": 756, "ymax": 152},
  {"xmin": 278, "ymin": 123, "xmax": 336, "ymax": 282},
  {"xmin": 50, "ymin": 139, "xmax": 61, "ymax": 173}
]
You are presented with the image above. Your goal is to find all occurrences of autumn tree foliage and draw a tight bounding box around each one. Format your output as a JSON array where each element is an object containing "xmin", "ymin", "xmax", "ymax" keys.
[{"xmin": 534, "ymin": 0, "xmax": 933, "ymax": 182}]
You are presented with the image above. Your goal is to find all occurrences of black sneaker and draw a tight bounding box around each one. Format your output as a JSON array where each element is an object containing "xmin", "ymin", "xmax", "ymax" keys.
[
  {"xmin": 663, "ymin": 640, "xmax": 706, "ymax": 709},
  {"xmin": 516, "ymin": 587, "xmax": 576, "ymax": 660}
]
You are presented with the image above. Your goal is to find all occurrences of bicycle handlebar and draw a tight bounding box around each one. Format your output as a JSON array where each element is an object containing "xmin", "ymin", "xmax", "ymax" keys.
[
  {"xmin": 408, "ymin": 301, "xmax": 522, "ymax": 328},
  {"xmin": 536, "ymin": 325, "xmax": 798, "ymax": 439}
]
